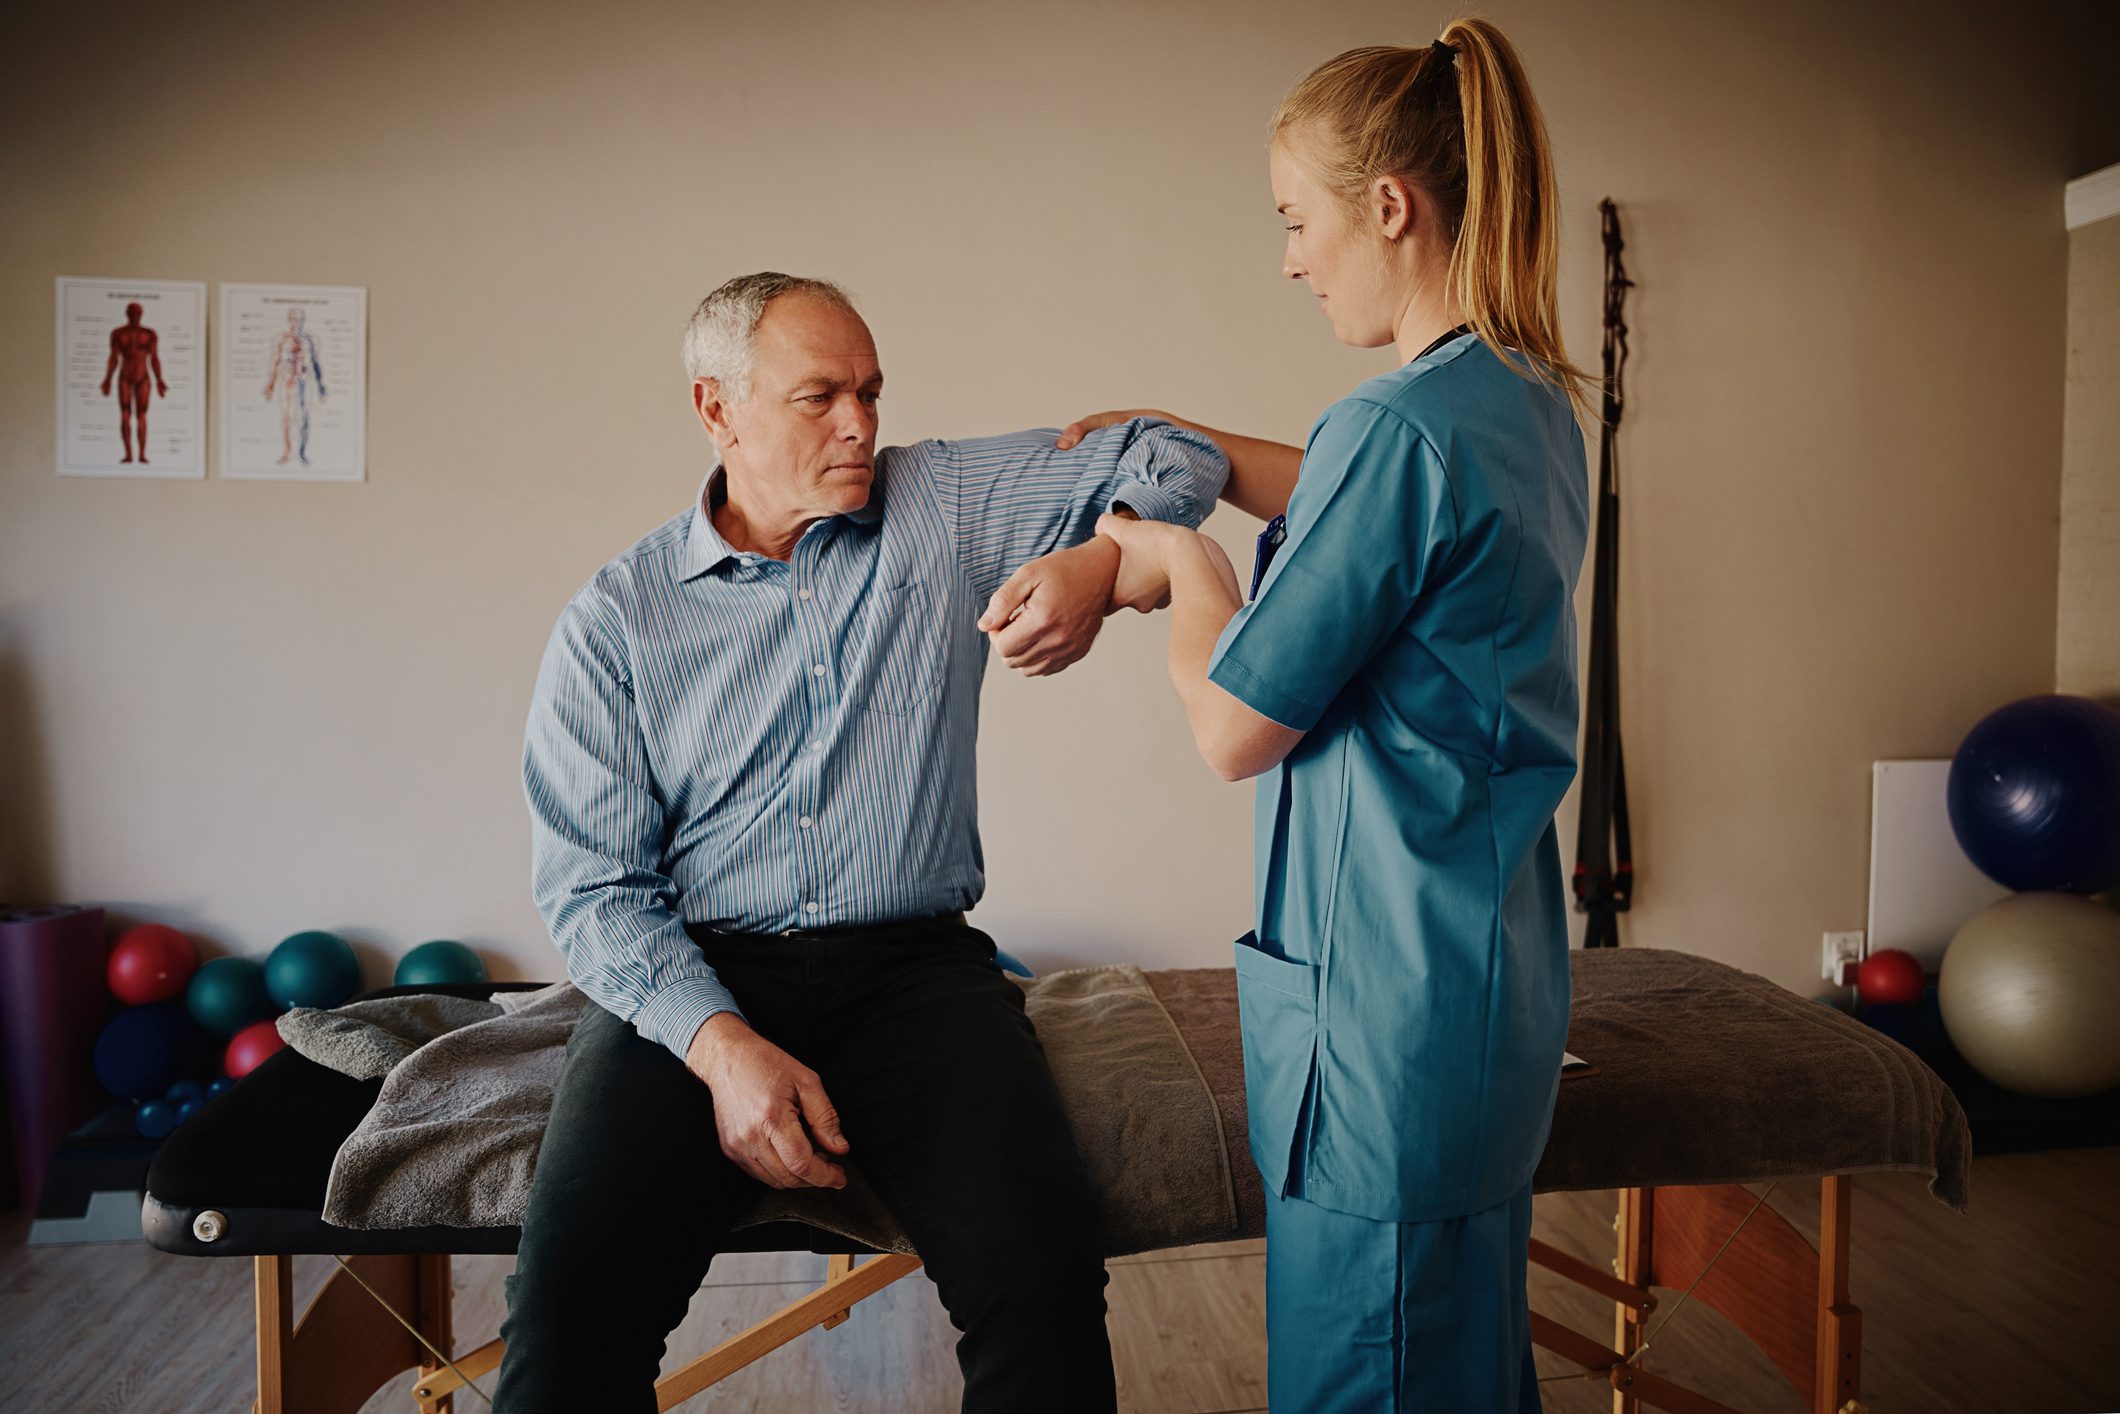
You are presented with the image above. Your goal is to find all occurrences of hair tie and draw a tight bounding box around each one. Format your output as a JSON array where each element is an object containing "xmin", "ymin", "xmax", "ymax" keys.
[{"xmin": 1431, "ymin": 38, "xmax": 1458, "ymax": 59}]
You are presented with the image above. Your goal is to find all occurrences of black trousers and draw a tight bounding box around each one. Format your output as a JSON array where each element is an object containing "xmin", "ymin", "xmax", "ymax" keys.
[{"xmin": 492, "ymin": 917, "xmax": 1116, "ymax": 1412}]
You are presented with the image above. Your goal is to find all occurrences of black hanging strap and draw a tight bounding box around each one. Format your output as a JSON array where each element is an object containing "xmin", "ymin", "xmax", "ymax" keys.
[{"xmin": 1573, "ymin": 198, "xmax": 1635, "ymax": 947}]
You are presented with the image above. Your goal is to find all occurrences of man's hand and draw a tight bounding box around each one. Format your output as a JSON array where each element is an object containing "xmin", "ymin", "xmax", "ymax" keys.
[
  {"xmin": 685, "ymin": 1013, "xmax": 850, "ymax": 1190},
  {"xmin": 977, "ymin": 537, "xmax": 1123, "ymax": 676},
  {"xmin": 1055, "ymin": 408, "xmax": 1160, "ymax": 451}
]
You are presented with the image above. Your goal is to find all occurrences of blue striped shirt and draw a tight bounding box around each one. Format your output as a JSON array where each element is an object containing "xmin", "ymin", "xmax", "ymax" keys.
[{"xmin": 523, "ymin": 420, "xmax": 1229, "ymax": 1058}]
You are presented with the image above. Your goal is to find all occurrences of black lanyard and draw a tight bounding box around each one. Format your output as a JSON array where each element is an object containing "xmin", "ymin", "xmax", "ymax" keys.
[{"xmin": 1414, "ymin": 324, "xmax": 1472, "ymax": 361}]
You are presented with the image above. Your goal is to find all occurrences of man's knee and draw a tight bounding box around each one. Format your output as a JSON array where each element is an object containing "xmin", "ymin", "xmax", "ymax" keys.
[
  {"xmin": 513, "ymin": 1214, "xmax": 705, "ymax": 1304},
  {"xmin": 926, "ymin": 1209, "xmax": 1109, "ymax": 1325}
]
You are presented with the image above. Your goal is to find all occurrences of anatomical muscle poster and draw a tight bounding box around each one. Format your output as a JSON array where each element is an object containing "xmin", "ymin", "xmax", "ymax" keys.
[{"xmin": 55, "ymin": 276, "xmax": 207, "ymax": 478}]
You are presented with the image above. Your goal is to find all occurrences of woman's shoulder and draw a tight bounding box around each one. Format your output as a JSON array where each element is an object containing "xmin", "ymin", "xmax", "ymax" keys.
[
  {"xmin": 1336, "ymin": 335, "xmax": 1571, "ymax": 438},
  {"xmin": 1312, "ymin": 337, "xmax": 1471, "ymax": 441}
]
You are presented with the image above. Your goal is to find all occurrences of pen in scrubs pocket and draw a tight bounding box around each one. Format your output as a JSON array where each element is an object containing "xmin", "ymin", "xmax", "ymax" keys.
[{"xmin": 1250, "ymin": 514, "xmax": 1286, "ymax": 601}]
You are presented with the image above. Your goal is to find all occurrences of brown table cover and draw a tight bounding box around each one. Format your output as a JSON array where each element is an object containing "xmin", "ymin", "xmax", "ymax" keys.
[{"xmin": 1148, "ymin": 944, "xmax": 1973, "ymax": 1240}]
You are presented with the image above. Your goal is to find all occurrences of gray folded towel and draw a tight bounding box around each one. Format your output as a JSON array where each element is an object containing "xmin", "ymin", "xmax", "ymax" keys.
[
  {"xmin": 314, "ymin": 982, "xmax": 588, "ymax": 1228},
  {"xmin": 277, "ymin": 993, "xmax": 504, "ymax": 1080},
  {"xmin": 302, "ymin": 965, "xmax": 1238, "ymax": 1259}
]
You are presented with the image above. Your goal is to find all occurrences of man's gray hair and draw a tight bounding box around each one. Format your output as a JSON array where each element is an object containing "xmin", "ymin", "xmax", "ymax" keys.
[{"xmin": 681, "ymin": 272, "xmax": 857, "ymax": 402}]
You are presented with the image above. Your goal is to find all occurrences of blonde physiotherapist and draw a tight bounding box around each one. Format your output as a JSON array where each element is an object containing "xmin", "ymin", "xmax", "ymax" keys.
[{"xmin": 1058, "ymin": 21, "xmax": 1591, "ymax": 1411}]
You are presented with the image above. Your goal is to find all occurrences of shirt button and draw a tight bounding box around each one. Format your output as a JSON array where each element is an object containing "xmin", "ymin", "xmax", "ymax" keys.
[
  {"xmin": 811, "ymin": 664, "xmax": 826, "ymax": 678},
  {"xmin": 805, "ymin": 901, "xmax": 820, "ymax": 915},
  {"xmin": 799, "ymin": 588, "xmax": 814, "ymax": 601},
  {"xmin": 798, "ymin": 815, "xmax": 814, "ymax": 829}
]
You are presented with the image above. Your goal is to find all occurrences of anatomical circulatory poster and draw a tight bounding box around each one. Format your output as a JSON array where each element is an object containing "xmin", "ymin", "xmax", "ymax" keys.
[
  {"xmin": 55, "ymin": 277, "xmax": 207, "ymax": 478},
  {"xmin": 219, "ymin": 282, "xmax": 366, "ymax": 482}
]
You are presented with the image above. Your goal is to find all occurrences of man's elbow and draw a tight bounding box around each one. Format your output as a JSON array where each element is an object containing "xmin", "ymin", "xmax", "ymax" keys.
[{"xmin": 1142, "ymin": 422, "xmax": 1231, "ymax": 491}]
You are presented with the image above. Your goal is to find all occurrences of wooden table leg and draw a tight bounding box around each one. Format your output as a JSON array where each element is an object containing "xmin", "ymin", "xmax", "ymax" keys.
[
  {"xmin": 822, "ymin": 1252, "xmax": 855, "ymax": 1330},
  {"xmin": 414, "ymin": 1253, "xmax": 456, "ymax": 1413},
  {"xmin": 255, "ymin": 1255, "xmax": 294, "ymax": 1414},
  {"xmin": 1816, "ymin": 1175, "xmax": 1862, "ymax": 1413},
  {"xmin": 1613, "ymin": 1188, "xmax": 1653, "ymax": 1414}
]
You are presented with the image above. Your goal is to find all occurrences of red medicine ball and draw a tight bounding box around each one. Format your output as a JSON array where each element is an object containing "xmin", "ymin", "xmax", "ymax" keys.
[
  {"xmin": 1856, "ymin": 948, "xmax": 1926, "ymax": 1007},
  {"xmin": 108, "ymin": 924, "xmax": 201, "ymax": 1006}
]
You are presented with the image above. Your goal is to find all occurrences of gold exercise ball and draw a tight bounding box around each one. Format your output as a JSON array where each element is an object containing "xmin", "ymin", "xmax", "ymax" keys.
[{"xmin": 1938, "ymin": 892, "xmax": 2120, "ymax": 1098}]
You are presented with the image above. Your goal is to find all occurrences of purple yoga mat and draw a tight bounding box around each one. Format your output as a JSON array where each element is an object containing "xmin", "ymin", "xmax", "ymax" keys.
[{"xmin": 0, "ymin": 905, "xmax": 109, "ymax": 1213}]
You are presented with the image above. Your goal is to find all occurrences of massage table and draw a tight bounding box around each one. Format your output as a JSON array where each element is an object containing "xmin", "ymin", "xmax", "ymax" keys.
[{"xmin": 144, "ymin": 947, "xmax": 1969, "ymax": 1414}]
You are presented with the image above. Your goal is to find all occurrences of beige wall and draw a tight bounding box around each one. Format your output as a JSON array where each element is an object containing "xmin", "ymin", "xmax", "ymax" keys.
[
  {"xmin": 0, "ymin": 0, "xmax": 2094, "ymax": 996},
  {"xmin": 2059, "ymin": 209, "xmax": 2120, "ymax": 700}
]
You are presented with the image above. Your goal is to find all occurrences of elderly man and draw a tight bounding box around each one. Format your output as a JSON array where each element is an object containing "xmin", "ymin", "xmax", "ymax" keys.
[{"xmin": 496, "ymin": 273, "xmax": 1228, "ymax": 1412}]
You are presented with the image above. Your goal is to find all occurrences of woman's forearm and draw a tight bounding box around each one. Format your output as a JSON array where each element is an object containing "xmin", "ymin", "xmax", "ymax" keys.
[
  {"xmin": 1101, "ymin": 518, "xmax": 1306, "ymax": 781},
  {"xmin": 1163, "ymin": 534, "xmax": 1301, "ymax": 781},
  {"xmin": 1165, "ymin": 536, "xmax": 1244, "ymax": 709},
  {"xmin": 1156, "ymin": 415, "xmax": 1302, "ymax": 522}
]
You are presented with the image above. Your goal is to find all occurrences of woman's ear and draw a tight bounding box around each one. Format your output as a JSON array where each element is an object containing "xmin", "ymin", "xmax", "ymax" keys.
[{"xmin": 1373, "ymin": 174, "xmax": 1415, "ymax": 243}]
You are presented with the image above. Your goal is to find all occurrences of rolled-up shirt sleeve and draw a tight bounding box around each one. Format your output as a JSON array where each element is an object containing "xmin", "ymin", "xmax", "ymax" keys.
[
  {"xmin": 930, "ymin": 417, "xmax": 1231, "ymax": 604},
  {"xmin": 523, "ymin": 585, "xmax": 743, "ymax": 1060}
]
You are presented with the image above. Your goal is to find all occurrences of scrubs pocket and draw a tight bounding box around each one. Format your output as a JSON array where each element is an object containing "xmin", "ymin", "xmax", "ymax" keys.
[{"xmin": 1232, "ymin": 933, "xmax": 1318, "ymax": 1197}]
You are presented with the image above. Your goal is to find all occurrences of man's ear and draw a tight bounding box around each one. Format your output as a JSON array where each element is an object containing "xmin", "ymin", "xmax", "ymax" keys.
[
  {"xmin": 1374, "ymin": 174, "xmax": 1414, "ymax": 243},
  {"xmin": 694, "ymin": 378, "xmax": 738, "ymax": 455}
]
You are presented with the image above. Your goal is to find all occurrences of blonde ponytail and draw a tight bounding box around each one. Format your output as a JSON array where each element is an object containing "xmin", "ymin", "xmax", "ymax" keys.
[{"xmin": 1274, "ymin": 19, "xmax": 1591, "ymax": 410}]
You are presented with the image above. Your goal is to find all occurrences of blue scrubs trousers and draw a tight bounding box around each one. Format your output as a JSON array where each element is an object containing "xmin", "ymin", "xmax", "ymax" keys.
[{"xmin": 1263, "ymin": 1181, "xmax": 1540, "ymax": 1413}]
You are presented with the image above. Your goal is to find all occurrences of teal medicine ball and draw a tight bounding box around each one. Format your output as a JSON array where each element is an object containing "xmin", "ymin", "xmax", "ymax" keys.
[
  {"xmin": 265, "ymin": 930, "xmax": 362, "ymax": 1010},
  {"xmin": 394, "ymin": 939, "xmax": 488, "ymax": 988},
  {"xmin": 186, "ymin": 956, "xmax": 276, "ymax": 1038}
]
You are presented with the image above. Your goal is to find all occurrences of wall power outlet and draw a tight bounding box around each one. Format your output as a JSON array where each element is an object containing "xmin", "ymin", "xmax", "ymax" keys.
[{"xmin": 1822, "ymin": 930, "xmax": 1867, "ymax": 984}]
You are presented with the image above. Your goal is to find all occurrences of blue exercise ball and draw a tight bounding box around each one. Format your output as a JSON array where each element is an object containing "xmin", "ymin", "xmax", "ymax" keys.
[
  {"xmin": 1947, "ymin": 695, "xmax": 2120, "ymax": 894},
  {"xmin": 265, "ymin": 930, "xmax": 362, "ymax": 1010},
  {"xmin": 94, "ymin": 1004, "xmax": 205, "ymax": 1101},
  {"xmin": 394, "ymin": 939, "xmax": 488, "ymax": 988},
  {"xmin": 163, "ymin": 1079, "xmax": 205, "ymax": 1109},
  {"xmin": 134, "ymin": 1101, "xmax": 178, "ymax": 1139}
]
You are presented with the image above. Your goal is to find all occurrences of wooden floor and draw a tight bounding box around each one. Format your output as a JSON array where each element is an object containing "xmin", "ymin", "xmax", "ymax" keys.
[{"xmin": 4, "ymin": 1148, "xmax": 2117, "ymax": 1412}]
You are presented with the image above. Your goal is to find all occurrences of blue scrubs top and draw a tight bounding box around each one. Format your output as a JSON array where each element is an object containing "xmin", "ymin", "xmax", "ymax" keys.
[{"xmin": 1208, "ymin": 333, "xmax": 1589, "ymax": 1224}]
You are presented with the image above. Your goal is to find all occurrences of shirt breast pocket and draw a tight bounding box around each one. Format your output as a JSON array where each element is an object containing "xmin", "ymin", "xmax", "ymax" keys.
[{"xmin": 854, "ymin": 579, "xmax": 944, "ymax": 715}]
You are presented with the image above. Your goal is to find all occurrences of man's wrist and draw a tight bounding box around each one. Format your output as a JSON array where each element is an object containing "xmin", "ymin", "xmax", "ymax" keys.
[
  {"xmin": 1075, "ymin": 529, "xmax": 1123, "ymax": 579},
  {"xmin": 685, "ymin": 1011, "xmax": 753, "ymax": 1078}
]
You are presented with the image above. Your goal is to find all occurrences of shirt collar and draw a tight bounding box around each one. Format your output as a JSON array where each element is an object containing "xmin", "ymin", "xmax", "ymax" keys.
[
  {"xmin": 680, "ymin": 460, "xmax": 886, "ymax": 582},
  {"xmin": 680, "ymin": 468, "xmax": 743, "ymax": 579}
]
